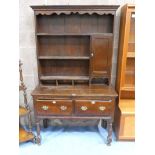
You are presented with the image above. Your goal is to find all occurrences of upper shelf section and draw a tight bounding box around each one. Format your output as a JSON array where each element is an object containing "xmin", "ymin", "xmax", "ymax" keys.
[
  {"xmin": 36, "ymin": 13, "xmax": 114, "ymax": 34},
  {"xmin": 31, "ymin": 5, "xmax": 119, "ymax": 34},
  {"xmin": 31, "ymin": 5, "xmax": 119, "ymax": 15}
]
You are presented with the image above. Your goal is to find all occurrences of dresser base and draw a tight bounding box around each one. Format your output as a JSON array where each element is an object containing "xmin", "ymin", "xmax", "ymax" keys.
[{"xmin": 32, "ymin": 85, "xmax": 117, "ymax": 146}]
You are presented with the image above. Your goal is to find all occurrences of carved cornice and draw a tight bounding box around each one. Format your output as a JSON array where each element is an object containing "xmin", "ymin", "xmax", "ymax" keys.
[
  {"xmin": 35, "ymin": 11, "xmax": 115, "ymax": 15},
  {"xmin": 31, "ymin": 5, "xmax": 119, "ymax": 16}
]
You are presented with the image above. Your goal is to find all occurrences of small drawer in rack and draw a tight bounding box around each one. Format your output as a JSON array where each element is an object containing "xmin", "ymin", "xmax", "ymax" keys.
[{"xmin": 35, "ymin": 99, "xmax": 73, "ymax": 116}]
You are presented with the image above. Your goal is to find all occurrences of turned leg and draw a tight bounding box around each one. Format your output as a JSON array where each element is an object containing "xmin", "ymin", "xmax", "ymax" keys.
[
  {"xmin": 43, "ymin": 119, "xmax": 48, "ymax": 128},
  {"xmin": 101, "ymin": 119, "xmax": 107, "ymax": 129},
  {"xmin": 107, "ymin": 119, "xmax": 113, "ymax": 146},
  {"xmin": 36, "ymin": 121, "xmax": 41, "ymax": 145}
]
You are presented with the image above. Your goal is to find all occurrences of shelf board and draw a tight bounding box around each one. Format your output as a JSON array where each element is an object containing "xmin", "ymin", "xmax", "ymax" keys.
[
  {"xmin": 38, "ymin": 56, "xmax": 90, "ymax": 60},
  {"xmin": 19, "ymin": 106, "xmax": 29, "ymax": 117},
  {"xmin": 36, "ymin": 33, "xmax": 113, "ymax": 36},
  {"xmin": 128, "ymin": 41, "xmax": 135, "ymax": 44},
  {"xmin": 119, "ymin": 99, "xmax": 135, "ymax": 115},
  {"xmin": 125, "ymin": 70, "xmax": 135, "ymax": 74},
  {"xmin": 121, "ymin": 86, "xmax": 135, "ymax": 91},
  {"xmin": 40, "ymin": 75, "xmax": 89, "ymax": 81},
  {"xmin": 127, "ymin": 52, "xmax": 135, "ymax": 58},
  {"xmin": 19, "ymin": 127, "xmax": 34, "ymax": 143}
]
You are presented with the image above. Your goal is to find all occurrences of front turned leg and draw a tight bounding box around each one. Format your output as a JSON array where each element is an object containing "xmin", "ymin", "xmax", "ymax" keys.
[
  {"xmin": 107, "ymin": 119, "xmax": 113, "ymax": 146},
  {"xmin": 101, "ymin": 119, "xmax": 107, "ymax": 129},
  {"xmin": 36, "ymin": 121, "xmax": 41, "ymax": 145},
  {"xmin": 43, "ymin": 119, "xmax": 48, "ymax": 128}
]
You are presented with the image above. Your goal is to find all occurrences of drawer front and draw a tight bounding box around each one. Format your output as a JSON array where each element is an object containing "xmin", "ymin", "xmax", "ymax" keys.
[
  {"xmin": 75, "ymin": 100, "xmax": 113, "ymax": 116},
  {"xmin": 35, "ymin": 100, "xmax": 73, "ymax": 115}
]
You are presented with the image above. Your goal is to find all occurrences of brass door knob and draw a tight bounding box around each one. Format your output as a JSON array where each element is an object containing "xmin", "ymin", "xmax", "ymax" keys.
[{"xmin": 42, "ymin": 105, "xmax": 49, "ymax": 111}]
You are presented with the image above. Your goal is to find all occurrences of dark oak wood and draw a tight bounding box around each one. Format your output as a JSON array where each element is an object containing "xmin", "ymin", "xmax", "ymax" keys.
[
  {"xmin": 31, "ymin": 5, "xmax": 119, "ymax": 145},
  {"xmin": 40, "ymin": 75, "xmax": 89, "ymax": 80},
  {"xmin": 75, "ymin": 100, "xmax": 114, "ymax": 116},
  {"xmin": 107, "ymin": 119, "xmax": 113, "ymax": 145},
  {"xmin": 43, "ymin": 119, "xmax": 48, "ymax": 128},
  {"xmin": 115, "ymin": 4, "xmax": 135, "ymax": 141},
  {"xmin": 36, "ymin": 33, "xmax": 113, "ymax": 36},
  {"xmin": 35, "ymin": 100, "xmax": 73, "ymax": 116},
  {"xmin": 90, "ymin": 35, "xmax": 112, "ymax": 81},
  {"xmin": 38, "ymin": 56, "xmax": 90, "ymax": 60},
  {"xmin": 32, "ymin": 85, "xmax": 117, "ymax": 97}
]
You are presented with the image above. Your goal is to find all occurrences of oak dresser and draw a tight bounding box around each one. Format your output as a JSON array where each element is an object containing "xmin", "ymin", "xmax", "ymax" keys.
[{"xmin": 31, "ymin": 5, "xmax": 119, "ymax": 145}]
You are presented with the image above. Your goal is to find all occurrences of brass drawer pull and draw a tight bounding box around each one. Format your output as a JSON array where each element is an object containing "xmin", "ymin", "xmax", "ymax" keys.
[
  {"xmin": 60, "ymin": 106, "xmax": 67, "ymax": 111},
  {"xmin": 99, "ymin": 106, "xmax": 106, "ymax": 111},
  {"xmin": 91, "ymin": 101, "xmax": 96, "ymax": 104},
  {"xmin": 42, "ymin": 105, "xmax": 49, "ymax": 111},
  {"xmin": 71, "ymin": 93, "xmax": 76, "ymax": 96},
  {"xmin": 81, "ymin": 106, "xmax": 88, "ymax": 111},
  {"xmin": 52, "ymin": 101, "xmax": 56, "ymax": 104}
]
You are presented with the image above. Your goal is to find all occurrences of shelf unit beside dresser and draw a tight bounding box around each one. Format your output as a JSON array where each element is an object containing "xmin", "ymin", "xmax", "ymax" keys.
[{"xmin": 115, "ymin": 4, "xmax": 135, "ymax": 141}]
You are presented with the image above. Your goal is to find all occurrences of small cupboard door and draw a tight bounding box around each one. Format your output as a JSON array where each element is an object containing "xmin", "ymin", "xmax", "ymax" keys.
[{"xmin": 90, "ymin": 35, "xmax": 113, "ymax": 78}]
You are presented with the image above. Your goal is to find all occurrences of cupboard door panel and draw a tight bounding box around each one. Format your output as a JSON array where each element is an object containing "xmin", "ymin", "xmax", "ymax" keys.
[{"xmin": 90, "ymin": 35, "xmax": 112, "ymax": 77}]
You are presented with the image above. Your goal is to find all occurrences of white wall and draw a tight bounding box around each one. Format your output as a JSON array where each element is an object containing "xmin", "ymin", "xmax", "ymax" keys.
[{"xmin": 19, "ymin": 0, "xmax": 135, "ymax": 125}]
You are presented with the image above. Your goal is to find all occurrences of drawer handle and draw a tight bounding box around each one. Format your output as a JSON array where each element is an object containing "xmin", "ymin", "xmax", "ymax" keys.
[
  {"xmin": 42, "ymin": 105, "xmax": 49, "ymax": 111},
  {"xmin": 81, "ymin": 106, "xmax": 88, "ymax": 111},
  {"xmin": 60, "ymin": 106, "xmax": 67, "ymax": 111},
  {"xmin": 52, "ymin": 101, "xmax": 56, "ymax": 104},
  {"xmin": 99, "ymin": 106, "xmax": 106, "ymax": 111},
  {"xmin": 91, "ymin": 101, "xmax": 95, "ymax": 104},
  {"xmin": 71, "ymin": 93, "xmax": 76, "ymax": 96}
]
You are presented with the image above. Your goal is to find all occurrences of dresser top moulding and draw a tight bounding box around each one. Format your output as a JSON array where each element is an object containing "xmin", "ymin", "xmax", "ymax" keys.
[{"xmin": 30, "ymin": 5, "xmax": 120, "ymax": 16}]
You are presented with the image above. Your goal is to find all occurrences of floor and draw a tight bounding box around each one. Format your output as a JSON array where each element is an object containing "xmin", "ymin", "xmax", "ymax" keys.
[{"xmin": 19, "ymin": 123, "xmax": 135, "ymax": 155}]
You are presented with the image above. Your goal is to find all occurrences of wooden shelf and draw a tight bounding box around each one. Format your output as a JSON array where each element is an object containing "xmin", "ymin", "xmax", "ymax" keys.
[
  {"xmin": 115, "ymin": 4, "xmax": 135, "ymax": 141},
  {"xmin": 125, "ymin": 70, "xmax": 135, "ymax": 74},
  {"xmin": 19, "ymin": 127, "xmax": 34, "ymax": 143},
  {"xmin": 37, "ymin": 33, "xmax": 113, "ymax": 36},
  {"xmin": 127, "ymin": 52, "xmax": 135, "ymax": 58},
  {"xmin": 121, "ymin": 86, "xmax": 135, "ymax": 91},
  {"xmin": 40, "ymin": 75, "xmax": 89, "ymax": 81},
  {"xmin": 119, "ymin": 99, "xmax": 135, "ymax": 115},
  {"xmin": 19, "ymin": 106, "xmax": 29, "ymax": 117},
  {"xmin": 38, "ymin": 56, "xmax": 90, "ymax": 60}
]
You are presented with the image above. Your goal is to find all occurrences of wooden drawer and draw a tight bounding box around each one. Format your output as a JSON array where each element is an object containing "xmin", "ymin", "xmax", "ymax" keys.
[
  {"xmin": 35, "ymin": 100, "xmax": 73, "ymax": 115},
  {"xmin": 75, "ymin": 99, "xmax": 113, "ymax": 116}
]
